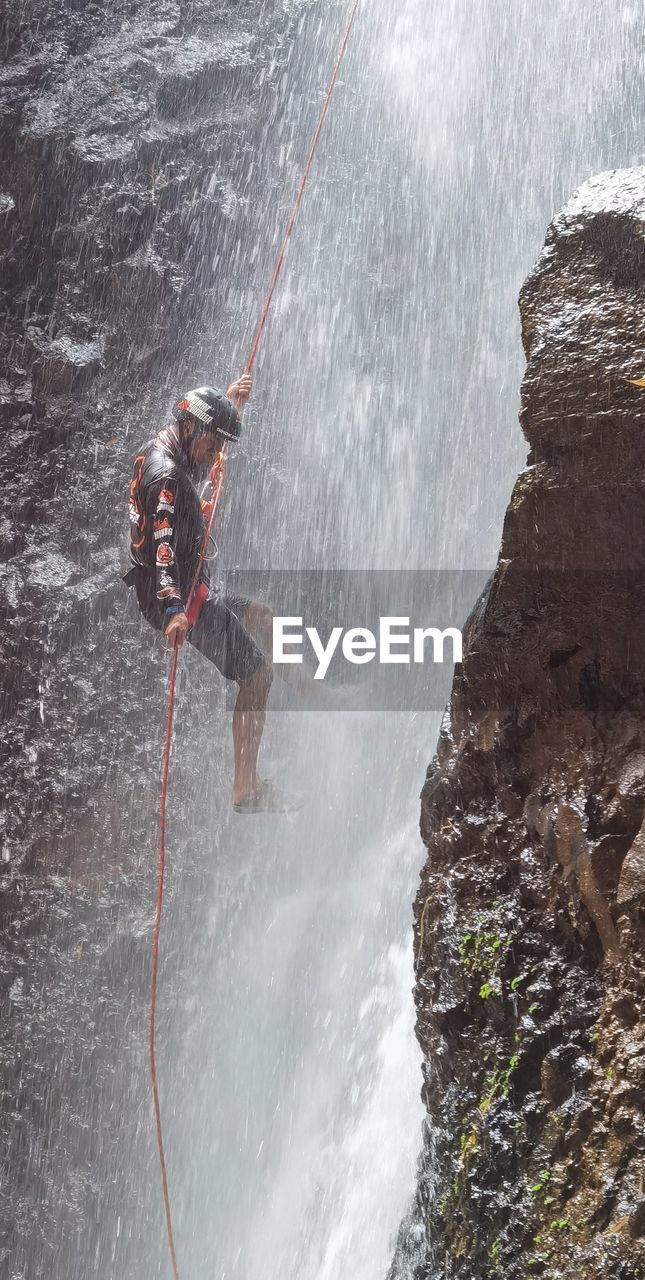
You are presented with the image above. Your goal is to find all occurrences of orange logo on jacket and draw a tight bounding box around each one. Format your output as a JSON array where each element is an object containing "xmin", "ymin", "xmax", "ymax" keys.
[
  {"xmin": 159, "ymin": 488, "xmax": 174, "ymax": 506},
  {"xmin": 156, "ymin": 543, "xmax": 174, "ymax": 566}
]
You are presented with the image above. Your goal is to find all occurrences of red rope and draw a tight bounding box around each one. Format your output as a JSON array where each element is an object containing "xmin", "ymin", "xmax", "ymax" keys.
[
  {"xmin": 151, "ymin": 643, "xmax": 181, "ymax": 1280},
  {"xmin": 244, "ymin": 0, "xmax": 362, "ymax": 377},
  {"xmin": 151, "ymin": 456, "xmax": 225, "ymax": 1280},
  {"xmin": 150, "ymin": 2, "xmax": 361, "ymax": 1275}
]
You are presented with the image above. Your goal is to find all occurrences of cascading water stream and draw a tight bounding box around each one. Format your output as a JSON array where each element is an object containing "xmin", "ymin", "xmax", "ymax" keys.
[{"xmin": 150, "ymin": 3, "xmax": 645, "ymax": 1277}]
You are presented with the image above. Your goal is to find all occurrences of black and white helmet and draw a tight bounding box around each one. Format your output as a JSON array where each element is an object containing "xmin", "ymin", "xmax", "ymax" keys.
[{"xmin": 173, "ymin": 386, "xmax": 241, "ymax": 441}]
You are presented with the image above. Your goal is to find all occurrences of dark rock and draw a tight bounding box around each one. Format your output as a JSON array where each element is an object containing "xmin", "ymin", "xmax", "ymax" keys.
[
  {"xmin": 617, "ymin": 818, "xmax": 645, "ymax": 904},
  {"xmin": 0, "ymin": 379, "xmax": 33, "ymax": 421},
  {"xmin": 612, "ymin": 1107, "xmax": 635, "ymax": 1136},
  {"xmin": 26, "ymin": 327, "xmax": 105, "ymax": 394},
  {"xmin": 405, "ymin": 168, "xmax": 645, "ymax": 1279},
  {"xmin": 631, "ymin": 1201, "xmax": 645, "ymax": 1238}
]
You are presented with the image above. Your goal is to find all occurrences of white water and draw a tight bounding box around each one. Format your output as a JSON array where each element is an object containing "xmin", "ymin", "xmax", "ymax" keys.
[{"xmin": 165, "ymin": 711, "xmax": 431, "ymax": 1279}]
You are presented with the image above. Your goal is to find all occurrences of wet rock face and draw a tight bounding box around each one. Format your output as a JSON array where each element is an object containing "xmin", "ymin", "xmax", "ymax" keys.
[
  {"xmin": 0, "ymin": 0, "xmax": 293, "ymax": 881},
  {"xmin": 0, "ymin": 0, "xmax": 309, "ymax": 872},
  {"xmin": 0, "ymin": 3, "xmax": 307, "ymax": 1275},
  {"xmin": 411, "ymin": 169, "xmax": 645, "ymax": 1280}
]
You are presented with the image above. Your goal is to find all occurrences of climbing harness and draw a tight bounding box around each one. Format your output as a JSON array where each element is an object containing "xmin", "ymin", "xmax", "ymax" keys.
[{"xmin": 150, "ymin": 2, "xmax": 362, "ymax": 1276}]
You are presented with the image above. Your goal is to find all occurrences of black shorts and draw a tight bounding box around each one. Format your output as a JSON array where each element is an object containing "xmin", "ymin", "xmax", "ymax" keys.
[
  {"xmin": 188, "ymin": 593, "xmax": 264, "ymax": 683},
  {"xmin": 132, "ymin": 574, "xmax": 264, "ymax": 684}
]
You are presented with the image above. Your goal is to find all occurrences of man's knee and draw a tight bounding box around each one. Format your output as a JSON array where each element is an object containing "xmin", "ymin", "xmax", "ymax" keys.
[{"xmin": 242, "ymin": 600, "xmax": 274, "ymax": 652}]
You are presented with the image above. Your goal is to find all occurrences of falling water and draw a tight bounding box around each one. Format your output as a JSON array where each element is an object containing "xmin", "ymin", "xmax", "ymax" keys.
[{"xmin": 5, "ymin": 1, "xmax": 645, "ymax": 1277}]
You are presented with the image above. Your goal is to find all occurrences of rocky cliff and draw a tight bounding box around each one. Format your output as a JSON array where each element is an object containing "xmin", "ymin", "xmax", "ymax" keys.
[{"xmin": 410, "ymin": 169, "xmax": 645, "ymax": 1279}]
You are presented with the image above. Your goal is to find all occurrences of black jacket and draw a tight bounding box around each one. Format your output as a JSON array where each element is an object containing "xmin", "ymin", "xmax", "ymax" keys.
[{"xmin": 128, "ymin": 427, "xmax": 209, "ymax": 611}]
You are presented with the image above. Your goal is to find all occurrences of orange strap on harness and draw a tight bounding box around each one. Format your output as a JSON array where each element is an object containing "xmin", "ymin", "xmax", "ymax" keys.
[{"xmin": 186, "ymin": 582, "xmax": 208, "ymax": 629}]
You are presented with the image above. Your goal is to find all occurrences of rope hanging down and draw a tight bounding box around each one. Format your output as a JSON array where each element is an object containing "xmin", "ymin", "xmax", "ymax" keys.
[{"xmin": 151, "ymin": 3, "xmax": 361, "ymax": 1276}]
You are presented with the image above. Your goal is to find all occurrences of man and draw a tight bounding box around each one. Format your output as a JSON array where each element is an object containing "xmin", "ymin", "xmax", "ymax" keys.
[{"xmin": 126, "ymin": 375, "xmax": 293, "ymax": 813}]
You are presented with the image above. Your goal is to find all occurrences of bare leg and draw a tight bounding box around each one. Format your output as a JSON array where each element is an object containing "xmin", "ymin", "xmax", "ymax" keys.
[
  {"xmin": 240, "ymin": 601, "xmax": 326, "ymax": 701},
  {"xmin": 232, "ymin": 661, "xmax": 273, "ymax": 806},
  {"xmin": 240, "ymin": 601, "xmax": 275, "ymax": 654}
]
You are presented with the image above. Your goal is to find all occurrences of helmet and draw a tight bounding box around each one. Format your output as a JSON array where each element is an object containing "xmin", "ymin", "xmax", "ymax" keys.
[{"xmin": 173, "ymin": 386, "xmax": 241, "ymax": 441}]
